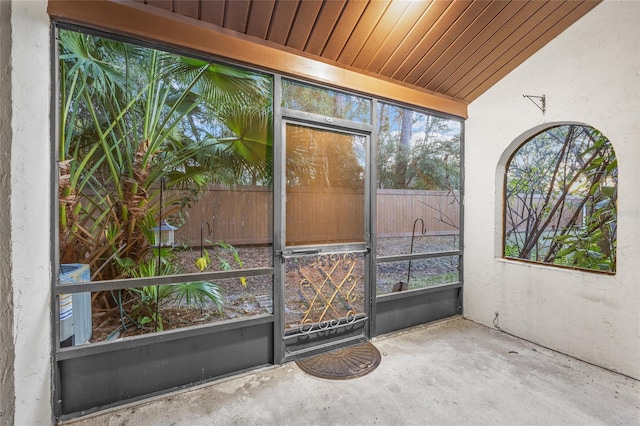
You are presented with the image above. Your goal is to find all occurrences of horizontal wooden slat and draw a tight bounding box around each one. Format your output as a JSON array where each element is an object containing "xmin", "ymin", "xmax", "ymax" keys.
[
  {"xmin": 377, "ymin": 0, "xmax": 451, "ymax": 78},
  {"xmin": 362, "ymin": 0, "xmax": 433, "ymax": 74},
  {"xmin": 224, "ymin": 0, "xmax": 250, "ymax": 33},
  {"xmin": 416, "ymin": 0, "xmax": 509, "ymax": 89},
  {"xmin": 266, "ymin": 0, "xmax": 298, "ymax": 45},
  {"xmin": 428, "ymin": 0, "xmax": 527, "ymax": 93},
  {"xmin": 321, "ymin": 0, "xmax": 368, "ymax": 61},
  {"xmin": 337, "ymin": 0, "xmax": 391, "ymax": 66},
  {"xmin": 173, "ymin": 0, "xmax": 199, "ymax": 19},
  {"xmin": 146, "ymin": 0, "xmax": 172, "ymax": 12},
  {"xmin": 350, "ymin": 0, "xmax": 409, "ymax": 69},
  {"xmin": 460, "ymin": 1, "xmax": 601, "ymax": 101},
  {"xmin": 387, "ymin": 1, "xmax": 469, "ymax": 82},
  {"xmin": 404, "ymin": 0, "xmax": 491, "ymax": 85},
  {"xmin": 199, "ymin": 0, "xmax": 224, "ymax": 27}
]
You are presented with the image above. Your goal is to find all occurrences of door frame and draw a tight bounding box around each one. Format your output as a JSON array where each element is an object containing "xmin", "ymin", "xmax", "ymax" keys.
[{"xmin": 274, "ymin": 111, "xmax": 375, "ymax": 363}]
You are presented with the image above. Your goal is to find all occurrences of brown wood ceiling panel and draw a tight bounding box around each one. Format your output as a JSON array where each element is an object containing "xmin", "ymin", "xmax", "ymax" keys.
[
  {"xmin": 350, "ymin": 0, "xmax": 411, "ymax": 69},
  {"xmin": 128, "ymin": 0, "xmax": 602, "ymax": 104},
  {"xmin": 427, "ymin": 1, "xmax": 527, "ymax": 93},
  {"xmin": 433, "ymin": 0, "xmax": 545, "ymax": 95},
  {"xmin": 461, "ymin": 1, "xmax": 601, "ymax": 101},
  {"xmin": 199, "ymin": 0, "xmax": 224, "ymax": 27},
  {"xmin": 174, "ymin": 0, "xmax": 199, "ymax": 19},
  {"xmin": 224, "ymin": 0, "xmax": 250, "ymax": 33},
  {"xmin": 388, "ymin": 1, "xmax": 470, "ymax": 81},
  {"xmin": 246, "ymin": 0, "xmax": 275, "ymax": 39},
  {"xmin": 304, "ymin": 1, "xmax": 347, "ymax": 56},
  {"xmin": 448, "ymin": 0, "xmax": 566, "ymax": 99},
  {"xmin": 146, "ymin": 0, "xmax": 172, "ymax": 12},
  {"xmin": 321, "ymin": 0, "xmax": 368, "ymax": 61},
  {"xmin": 336, "ymin": 0, "xmax": 390, "ymax": 65},
  {"xmin": 286, "ymin": 0, "xmax": 323, "ymax": 50},
  {"xmin": 414, "ymin": 0, "xmax": 508, "ymax": 89},
  {"xmin": 377, "ymin": 0, "xmax": 451, "ymax": 78},
  {"xmin": 363, "ymin": 0, "xmax": 433, "ymax": 74},
  {"xmin": 267, "ymin": 0, "xmax": 299, "ymax": 45},
  {"xmin": 404, "ymin": 0, "xmax": 491, "ymax": 84}
]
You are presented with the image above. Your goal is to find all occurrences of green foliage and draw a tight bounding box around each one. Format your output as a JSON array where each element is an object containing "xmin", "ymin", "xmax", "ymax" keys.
[
  {"xmin": 409, "ymin": 271, "xmax": 459, "ymax": 289},
  {"xmin": 376, "ymin": 103, "xmax": 461, "ymax": 190},
  {"xmin": 58, "ymin": 29, "xmax": 273, "ymax": 281},
  {"xmin": 282, "ymin": 79, "xmax": 371, "ymax": 123},
  {"xmin": 504, "ymin": 125, "xmax": 617, "ymax": 272},
  {"xmin": 285, "ymin": 125, "xmax": 365, "ymax": 189},
  {"xmin": 197, "ymin": 241, "xmax": 247, "ymax": 287},
  {"xmin": 127, "ymin": 257, "xmax": 225, "ymax": 332},
  {"xmin": 58, "ymin": 29, "xmax": 272, "ymax": 337}
]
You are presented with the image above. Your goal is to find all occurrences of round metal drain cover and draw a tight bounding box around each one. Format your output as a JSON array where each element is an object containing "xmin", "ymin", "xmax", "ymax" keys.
[{"xmin": 295, "ymin": 342, "xmax": 381, "ymax": 380}]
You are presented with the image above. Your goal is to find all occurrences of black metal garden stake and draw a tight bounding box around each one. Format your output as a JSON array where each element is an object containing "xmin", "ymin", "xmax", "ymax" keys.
[{"xmin": 407, "ymin": 217, "xmax": 427, "ymax": 288}]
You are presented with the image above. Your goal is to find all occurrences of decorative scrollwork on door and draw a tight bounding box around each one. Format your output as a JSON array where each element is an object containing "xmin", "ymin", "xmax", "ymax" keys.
[{"xmin": 297, "ymin": 252, "xmax": 360, "ymax": 328}]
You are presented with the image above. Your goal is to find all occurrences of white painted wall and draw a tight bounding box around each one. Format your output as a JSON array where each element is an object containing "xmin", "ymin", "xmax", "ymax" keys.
[
  {"xmin": 3, "ymin": 0, "xmax": 52, "ymax": 424},
  {"xmin": 464, "ymin": 0, "xmax": 640, "ymax": 379}
]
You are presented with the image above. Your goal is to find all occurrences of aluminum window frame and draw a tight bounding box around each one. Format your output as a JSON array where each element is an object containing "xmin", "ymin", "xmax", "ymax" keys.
[
  {"xmin": 51, "ymin": 20, "xmax": 466, "ymax": 420},
  {"xmin": 52, "ymin": 22, "xmax": 277, "ymax": 347}
]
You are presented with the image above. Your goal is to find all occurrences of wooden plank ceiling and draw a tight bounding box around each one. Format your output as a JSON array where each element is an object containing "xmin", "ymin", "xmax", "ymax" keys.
[{"xmin": 135, "ymin": 0, "xmax": 601, "ymax": 104}]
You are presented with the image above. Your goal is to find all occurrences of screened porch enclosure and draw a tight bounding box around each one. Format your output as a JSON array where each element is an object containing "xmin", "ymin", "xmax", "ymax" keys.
[{"xmin": 53, "ymin": 24, "xmax": 462, "ymax": 420}]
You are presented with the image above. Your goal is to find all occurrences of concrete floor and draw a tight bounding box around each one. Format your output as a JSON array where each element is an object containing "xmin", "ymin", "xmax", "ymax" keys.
[{"xmin": 63, "ymin": 318, "xmax": 639, "ymax": 426}]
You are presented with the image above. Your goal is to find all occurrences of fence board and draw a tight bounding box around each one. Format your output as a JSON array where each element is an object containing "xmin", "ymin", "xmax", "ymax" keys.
[
  {"xmin": 172, "ymin": 186, "xmax": 460, "ymax": 247},
  {"xmin": 171, "ymin": 186, "xmax": 273, "ymax": 247},
  {"xmin": 287, "ymin": 187, "xmax": 365, "ymax": 244}
]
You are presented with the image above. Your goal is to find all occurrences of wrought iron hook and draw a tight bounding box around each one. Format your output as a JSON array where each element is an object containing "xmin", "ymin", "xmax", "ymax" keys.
[
  {"xmin": 406, "ymin": 218, "xmax": 427, "ymax": 288},
  {"xmin": 523, "ymin": 94, "xmax": 546, "ymax": 113}
]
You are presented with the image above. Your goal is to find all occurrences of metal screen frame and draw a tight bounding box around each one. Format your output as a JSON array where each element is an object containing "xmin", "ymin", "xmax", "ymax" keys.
[
  {"xmin": 51, "ymin": 23, "xmax": 465, "ymax": 421},
  {"xmin": 277, "ymin": 113, "xmax": 374, "ymax": 361}
]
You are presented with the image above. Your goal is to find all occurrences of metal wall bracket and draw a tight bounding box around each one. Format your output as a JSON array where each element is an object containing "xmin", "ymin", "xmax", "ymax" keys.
[{"xmin": 523, "ymin": 94, "xmax": 546, "ymax": 113}]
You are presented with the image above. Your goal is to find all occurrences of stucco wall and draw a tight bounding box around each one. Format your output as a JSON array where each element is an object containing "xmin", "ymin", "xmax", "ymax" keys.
[
  {"xmin": 0, "ymin": 0, "xmax": 15, "ymax": 424},
  {"xmin": 5, "ymin": 0, "xmax": 52, "ymax": 424},
  {"xmin": 464, "ymin": 0, "xmax": 640, "ymax": 379}
]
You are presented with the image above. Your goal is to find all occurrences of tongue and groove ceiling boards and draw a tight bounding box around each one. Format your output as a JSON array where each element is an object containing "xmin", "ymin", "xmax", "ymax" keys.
[
  {"xmin": 48, "ymin": 0, "xmax": 601, "ymax": 116},
  {"xmin": 138, "ymin": 0, "xmax": 601, "ymax": 103}
]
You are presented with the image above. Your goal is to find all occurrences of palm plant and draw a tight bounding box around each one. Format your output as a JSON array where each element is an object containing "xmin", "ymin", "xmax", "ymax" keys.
[
  {"xmin": 58, "ymin": 30, "xmax": 273, "ymax": 328},
  {"xmin": 128, "ymin": 258, "xmax": 225, "ymax": 332},
  {"xmin": 59, "ymin": 30, "xmax": 271, "ymax": 279}
]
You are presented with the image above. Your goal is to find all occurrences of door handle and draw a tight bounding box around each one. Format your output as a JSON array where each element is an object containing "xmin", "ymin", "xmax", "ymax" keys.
[
  {"xmin": 291, "ymin": 248, "xmax": 320, "ymax": 254},
  {"xmin": 278, "ymin": 248, "xmax": 321, "ymax": 257}
]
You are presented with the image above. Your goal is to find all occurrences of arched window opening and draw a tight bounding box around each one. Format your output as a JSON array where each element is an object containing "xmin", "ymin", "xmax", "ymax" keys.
[{"xmin": 504, "ymin": 124, "xmax": 617, "ymax": 273}]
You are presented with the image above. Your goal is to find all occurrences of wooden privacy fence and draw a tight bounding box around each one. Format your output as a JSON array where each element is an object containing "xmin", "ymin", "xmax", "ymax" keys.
[
  {"xmin": 287, "ymin": 187, "xmax": 364, "ymax": 244},
  {"xmin": 172, "ymin": 186, "xmax": 460, "ymax": 247},
  {"xmin": 377, "ymin": 189, "xmax": 460, "ymax": 238},
  {"xmin": 171, "ymin": 186, "xmax": 273, "ymax": 247},
  {"xmin": 505, "ymin": 194, "xmax": 583, "ymax": 233}
]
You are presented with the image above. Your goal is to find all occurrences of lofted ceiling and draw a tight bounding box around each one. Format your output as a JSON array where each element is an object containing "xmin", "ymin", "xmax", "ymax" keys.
[{"xmin": 135, "ymin": 0, "xmax": 602, "ymax": 104}]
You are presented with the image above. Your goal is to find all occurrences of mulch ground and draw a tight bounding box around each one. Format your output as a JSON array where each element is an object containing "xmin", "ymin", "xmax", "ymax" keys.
[{"xmin": 89, "ymin": 236, "xmax": 458, "ymax": 342}]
